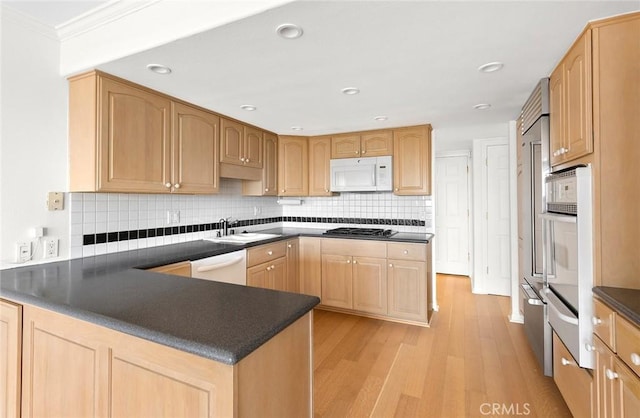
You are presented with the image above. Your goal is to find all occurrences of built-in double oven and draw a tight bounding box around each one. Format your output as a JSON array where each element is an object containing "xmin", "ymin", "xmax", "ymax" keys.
[{"xmin": 543, "ymin": 165, "xmax": 594, "ymax": 369}]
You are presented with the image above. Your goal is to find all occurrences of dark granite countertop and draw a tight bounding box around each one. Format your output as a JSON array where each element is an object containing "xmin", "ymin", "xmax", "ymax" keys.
[
  {"xmin": 593, "ymin": 286, "xmax": 640, "ymax": 327},
  {"xmin": 0, "ymin": 227, "xmax": 432, "ymax": 365}
]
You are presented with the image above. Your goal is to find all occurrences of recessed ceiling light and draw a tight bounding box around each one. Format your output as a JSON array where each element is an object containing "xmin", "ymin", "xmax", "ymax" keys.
[
  {"xmin": 146, "ymin": 64, "xmax": 172, "ymax": 74},
  {"xmin": 240, "ymin": 105, "xmax": 257, "ymax": 111},
  {"xmin": 291, "ymin": 126, "xmax": 304, "ymax": 131},
  {"xmin": 473, "ymin": 103, "xmax": 492, "ymax": 110},
  {"xmin": 276, "ymin": 23, "xmax": 303, "ymax": 39},
  {"xmin": 341, "ymin": 87, "xmax": 360, "ymax": 95},
  {"xmin": 478, "ymin": 62, "xmax": 504, "ymax": 73},
  {"xmin": 374, "ymin": 116, "xmax": 388, "ymax": 121}
]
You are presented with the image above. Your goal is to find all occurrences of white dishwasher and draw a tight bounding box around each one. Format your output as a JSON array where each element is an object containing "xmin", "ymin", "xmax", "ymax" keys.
[{"xmin": 191, "ymin": 249, "xmax": 247, "ymax": 285}]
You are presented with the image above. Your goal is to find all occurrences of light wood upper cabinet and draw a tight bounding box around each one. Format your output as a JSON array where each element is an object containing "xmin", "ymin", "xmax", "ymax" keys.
[
  {"xmin": 278, "ymin": 136, "xmax": 308, "ymax": 196},
  {"xmin": 393, "ymin": 125, "xmax": 432, "ymax": 195},
  {"xmin": 69, "ymin": 71, "xmax": 220, "ymax": 194},
  {"xmin": 243, "ymin": 132, "xmax": 278, "ymax": 196},
  {"xmin": 1, "ymin": 300, "xmax": 22, "ymax": 418},
  {"xmin": 549, "ymin": 29, "xmax": 593, "ymax": 166},
  {"xmin": 331, "ymin": 130, "xmax": 393, "ymax": 158},
  {"xmin": 220, "ymin": 118, "xmax": 263, "ymax": 169},
  {"xmin": 308, "ymin": 136, "xmax": 334, "ymax": 196},
  {"xmin": 172, "ymin": 102, "xmax": 219, "ymax": 194}
]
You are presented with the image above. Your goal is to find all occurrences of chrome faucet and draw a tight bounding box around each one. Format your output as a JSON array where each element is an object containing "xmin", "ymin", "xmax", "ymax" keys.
[{"xmin": 219, "ymin": 217, "xmax": 238, "ymax": 236}]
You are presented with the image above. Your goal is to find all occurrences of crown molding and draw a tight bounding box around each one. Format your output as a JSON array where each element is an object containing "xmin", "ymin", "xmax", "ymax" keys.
[
  {"xmin": 56, "ymin": 0, "xmax": 161, "ymax": 41},
  {"xmin": 1, "ymin": 4, "xmax": 58, "ymax": 41}
]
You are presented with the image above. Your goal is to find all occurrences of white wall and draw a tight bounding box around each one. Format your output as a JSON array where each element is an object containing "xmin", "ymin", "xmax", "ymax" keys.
[
  {"xmin": 0, "ymin": 8, "xmax": 69, "ymax": 268},
  {"xmin": 433, "ymin": 122, "xmax": 509, "ymax": 152}
]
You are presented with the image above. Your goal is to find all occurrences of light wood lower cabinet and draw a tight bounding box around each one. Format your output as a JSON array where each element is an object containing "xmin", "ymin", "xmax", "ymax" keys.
[
  {"xmin": 321, "ymin": 254, "xmax": 354, "ymax": 309},
  {"xmin": 247, "ymin": 257, "xmax": 286, "ymax": 290},
  {"xmin": 299, "ymin": 237, "xmax": 322, "ymax": 298},
  {"xmin": 286, "ymin": 239, "xmax": 300, "ymax": 293},
  {"xmin": 387, "ymin": 259, "xmax": 426, "ymax": 322},
  {"xmin": 552, "ymin": 331, "xmax": 593, "ymax": 418},
  {"xmin": 147, "ymin": 260, "xmax": 192, "ymax": 277},
  {"xmin": 1, "ymin": 300, "xmax": 22, "ymax": 418},
  {"xmin": 352, "ymin": 257, "xmax": 388, "ymax": 315},
  {"xmin": 20, "ymin": 304, "xmax": 312, "ymax": 418}
]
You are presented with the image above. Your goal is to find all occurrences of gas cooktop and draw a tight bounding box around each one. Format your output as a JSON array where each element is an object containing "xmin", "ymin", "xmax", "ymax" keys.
[{"xmin": 322, "ymin": 227, "xmax": 397, "ymax": 237}]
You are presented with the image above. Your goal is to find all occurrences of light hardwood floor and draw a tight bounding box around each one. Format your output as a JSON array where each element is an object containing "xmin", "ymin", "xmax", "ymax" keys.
[{"xmin": 313, "ymin": 274, "xmax": 572, "ymax": 417}]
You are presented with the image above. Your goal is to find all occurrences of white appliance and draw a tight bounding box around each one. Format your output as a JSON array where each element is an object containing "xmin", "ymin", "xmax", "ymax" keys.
[
  {"xmin": 191, "ymin": 250, "xmax": 247, "ymax": 285},
  {"xmin": 543, "ymin": 165, "xmax": 594, "ymax": 369},
  {"xmin": 330, "ymin": 156, "xmax": 392, "ymax": 192}
]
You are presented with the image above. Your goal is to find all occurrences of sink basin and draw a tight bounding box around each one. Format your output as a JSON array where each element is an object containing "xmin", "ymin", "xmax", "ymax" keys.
[{"xmin": 204, "ymin": 233, "xmax": 281, "ymax": 244}]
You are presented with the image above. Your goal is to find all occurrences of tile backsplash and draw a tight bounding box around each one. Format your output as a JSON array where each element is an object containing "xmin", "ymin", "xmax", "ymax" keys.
[{"xmin": 71, "ymin": 179, "xmax": 433, "ymax": 258}]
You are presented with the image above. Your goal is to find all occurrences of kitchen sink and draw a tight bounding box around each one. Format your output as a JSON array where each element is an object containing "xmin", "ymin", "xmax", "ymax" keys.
[{"xmin": 204, "ymin": 233, "xmax": 281, "ymax": 244}]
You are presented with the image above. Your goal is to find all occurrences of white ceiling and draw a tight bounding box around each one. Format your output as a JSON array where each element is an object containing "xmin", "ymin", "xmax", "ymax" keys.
[{"xmin": 6, "ymin": 0, "xmax": 640, "ymax": 136}]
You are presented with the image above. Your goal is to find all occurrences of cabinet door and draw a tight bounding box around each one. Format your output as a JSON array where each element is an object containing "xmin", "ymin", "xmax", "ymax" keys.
[
  {"xmin": 594, "ymin": 335, "xmax": 616, "ymax": 418},
  {"xmin": 361, "ymin": 130, "xmax": 392, "ymax": 157},
  {"xmin": 564, "ymin": 30, "xmax": 593, "ymax": 162},
  {"xmin": 321, "ymin": 254, "xmax": 353, "ymax": 309},
  {"xmin": 549, "ymin": 65, "xmax": 565, "ymax": 166},
  {"xmin": 220, "ymin": 118, "xmax": 244, "ymax": 165},
  {"xmin": 612, "ymin": 357, "xmax": 640, "ymax": 418},
  {"xmin": 352, "ymin": 257, "xmax": 387, "ymax": 315},
  {"xmin": 1, "ymin": 300, "xmax": 21, "ymax": 418},
  {"xmin": 21, "ymin": 306, "xmax": 110, "ymax": 418},
  {"xmin": 387, "ymin": 259, "xmax": 426, "ymax": 322},
  {"xmin": 98, "ymin": 77, "xmax": 171, "ymax": 192},
  {"xmin": 299, "ymin": 237, "xmax": 322, "ymax": 298},
  {"xmin": 331, "ymin": 134, "xmax": 361, "ymax": 158},
  {"xmin": 308, "ymin": 137, "xmax": 333, "ymax": 196},
  {"xmin": 393, "ymin": 126, "xmax": 432, "ymax": 195},
  {"xmin": 244, "ymin": 127, "xmax": 264, "ymax": 169},
  {"xmin": 278, "ymin": 136, "xmax": 308, "ymax": 196},
  {"xmin": 172, "ymin": 102, "xmax": 219, "ymax": 194},
  {"xmin": 247, "ymin": 263, "xmax": 271, "ymax": 289},
  {"xmin": 286, "ymin": 240, "xmax": 299, "ymax": 293},
  {"xmin": 269, "ymin": 257, "xmax": 287, "ymax": 291},
  {"xmin": 263, "ymin": 133, "xmax": 278, "ymax": 195}
]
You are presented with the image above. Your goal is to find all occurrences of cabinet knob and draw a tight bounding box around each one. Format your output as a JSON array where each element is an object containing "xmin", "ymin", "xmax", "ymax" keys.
[
  {"xmin": 560, "ymin": 357, "xmax": 574, "ymax": 367},
  {"xmin": 271, "ymin": 265, "xmax": 275, "ymax": 269},
  {"xmin": 631, "ymin": 353, "xmax": 640, "ymax": 366},
  {"xmin": 347, "ymin": 259, "xmax": 351, "ymax": 264},
  {"xmin": 265, "ymin": 188, "xmax": 269, "ymax": 192},
  {"xmin": 395, "ymin": 188, "xmax": 399, "ymax": 192},
  {"xmin": 403, "ymin": 250, "xmax": 409, "ymax": 255},
  {"xmin": 605, "ymin": 369, "xmax": 619, "ymax": 380},
  {"xmin": 389, "ymin": 263, "xmax": 393, "ymax": 267},
  {"xmin": 240, "ymin": 157, "xmax": 245, "ymax": 162},
  {"xmin": 173, "ymin": 183, "xmax": 180, "ymax": 189},
  {"xmin": 325, "ymin": 189, "xmax": 329, "ymax": 193},
  {"xmin": 353, "ymin": 260, "xmax": 357, "ymax": 264},
  {"xmin": 585, "ymin": 344, "xmax": 595, "ymax": 352},
  {"xmin": 281, "ymin": 189, "xmax": 285, "ymax": 193},
  {"xmin": 165, "ymin": 182, "xmax": 172, "ymax": 188},
  {"xmin": 287, "ymin": 244, "xmax": 292, "ymax": 248},
  {"xmin": 246, "ymin": 158, "xmax": 250, "ymax": 163},
  {"xmin": 355, "ymin": 151, "xmax": 359, "ymax": 154},
  {"xmin": 592, "ymin": 317, "xmax": 602, "ymax": 326},
  {"xmin": 266, "ymin": 266, "xmax": 272, "ymax": 271},
  {"xmin": 267, "ymin": 250, "xmax": 273, "ymax": 255},
  {"xmin": 362, "ymin": 150, "xmax": 366, "ymax": 154}
]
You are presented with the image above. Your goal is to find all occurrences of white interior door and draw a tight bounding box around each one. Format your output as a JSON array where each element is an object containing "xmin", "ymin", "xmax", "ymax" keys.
[
  {"xmin": 486, "ymin": 144, "xmax": 511, "ymax": 296},
  {"xmin": 435, "ymin": 155, "xmax": 470, "ymax": 275}
]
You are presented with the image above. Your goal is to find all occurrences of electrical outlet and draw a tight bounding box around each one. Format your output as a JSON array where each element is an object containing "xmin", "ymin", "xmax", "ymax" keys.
[
  {"xmin": 44, "ymin": 238, "xmax": 59, "ymax": 258},
  {"xmin": 171, "ymin": 210, "xmax": 180, "ymax": 224},
  {"xmin": 15, "ymin": 242, "xmax": 31, "ymax": 263}
]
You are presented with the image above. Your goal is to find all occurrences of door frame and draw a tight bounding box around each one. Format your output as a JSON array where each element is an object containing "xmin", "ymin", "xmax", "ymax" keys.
[{"xmin": 434, "ymin": 150, "xmax": 472, "ymax": 278}]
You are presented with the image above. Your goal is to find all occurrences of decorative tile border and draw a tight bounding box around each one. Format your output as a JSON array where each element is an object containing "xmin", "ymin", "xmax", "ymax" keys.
[{"xmin": 82, "ymin": 216, "xmax": 425, "ymax": 246}]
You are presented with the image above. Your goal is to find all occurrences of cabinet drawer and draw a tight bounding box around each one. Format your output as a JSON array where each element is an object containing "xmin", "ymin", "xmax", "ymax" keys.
[
  {"xmin": 147, "ymin": 261, "xmax": 192, "ymax": 277},
  {"xmin": 616, "ymin": 315, "xmax": 640, "ymax": 377},
  {"xmin": 553, "ymin": 332, "xmax": 592, "ymax": 418},
  {"xmin": 594, "ymin": 298, "xmax": 617, "ymax": 351},
  {"xmin": 387, "ymin": 242, "xmax": 426, "ymax": 261},
  {"xmin": 321, "ymin": 239, "xmax": 386, "ymax": 258},
  {"xmin": 247, "ymin": 242, "xmax": 286, "ymax": 267}
]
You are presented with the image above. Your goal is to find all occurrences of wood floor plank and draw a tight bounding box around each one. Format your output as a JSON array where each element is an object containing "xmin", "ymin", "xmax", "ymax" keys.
[{"xmin": 313, "ymin": 274, "xmax": 573, "ymax": 417}]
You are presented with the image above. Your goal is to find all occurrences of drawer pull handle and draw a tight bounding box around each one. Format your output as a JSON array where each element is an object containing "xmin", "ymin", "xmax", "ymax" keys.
[
  {"xmin": 631, "ymin": 353, "xmax": 640, "ymax": 366},
  {"xmin": 585, "ymin": 344, "xmax": 595, "ymax": 352},
  {"xmin": 592, "ymin": 317, "xmax": 602, "ymax": 326},
  {"xmin": 267, "ymin": 251, "xmax": 273, "ymax": 255},
  {"xmin": 266, "ymin": 266, "xmax": 272, "ymax": 271},
  {"xmin": 561, "ymin": 357, "xmax": 574, "ymax": 367},
  {"xmin": 403, "ymin": 250, "xmax": 409, "ymax": 255},
  {"xmin": 605, "ymin": 369, "xmax": 619, "ymax": 380}
]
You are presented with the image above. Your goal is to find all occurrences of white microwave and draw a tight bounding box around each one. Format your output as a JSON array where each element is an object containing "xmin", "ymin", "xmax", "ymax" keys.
[{"xmin": 330, "ymin": 156, "xmax": 393, "ymax": 192}]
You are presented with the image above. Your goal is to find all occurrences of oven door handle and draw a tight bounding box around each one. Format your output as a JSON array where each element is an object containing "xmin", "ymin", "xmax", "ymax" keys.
[
  {"xmin": 540, "ymin": 212, "xmax": 577, "ymax": 223},
  {"xmin": 545, "ymin": 289, "xmax": 579, "ymax": 325},
  {"xmin": 521, "ymin": 284, "xmax": 543, "ymax": 306}
]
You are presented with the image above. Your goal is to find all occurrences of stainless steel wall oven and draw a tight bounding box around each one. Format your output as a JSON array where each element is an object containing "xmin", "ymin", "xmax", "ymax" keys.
[{"xmin": 543, "ymin": 165, "xmax": 594, "ymax": 369}]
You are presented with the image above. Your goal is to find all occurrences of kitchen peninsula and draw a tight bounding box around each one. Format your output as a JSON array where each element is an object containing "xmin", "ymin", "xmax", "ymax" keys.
[{"xmin": 0, "ymin": 238, "xmax": 319, "ymax": 418}]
